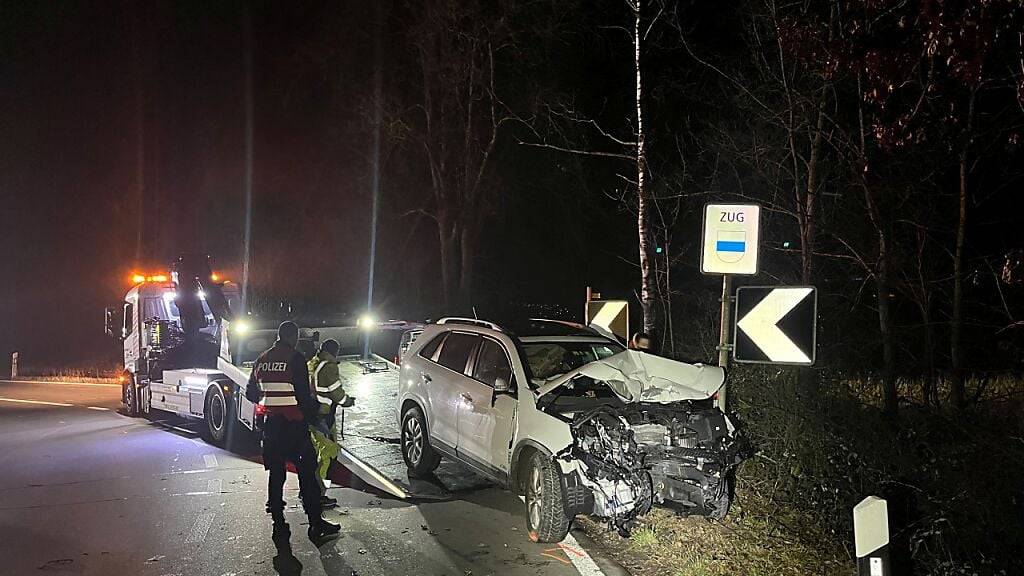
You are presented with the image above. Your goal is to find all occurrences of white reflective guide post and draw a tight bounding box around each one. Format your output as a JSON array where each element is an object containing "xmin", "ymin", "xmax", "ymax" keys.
[{"xmin": 701, "ymin": 204, "xmax": 760, "ymax": 275}]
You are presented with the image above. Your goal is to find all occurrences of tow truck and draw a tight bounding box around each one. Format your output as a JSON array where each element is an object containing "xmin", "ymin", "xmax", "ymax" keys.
[{"xmin": 104, "ymin": 254, "xmax": 276, "ymax": 447}]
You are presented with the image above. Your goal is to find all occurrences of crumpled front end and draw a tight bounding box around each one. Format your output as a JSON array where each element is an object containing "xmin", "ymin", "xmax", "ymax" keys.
[{"xmin": 556, "ymin": 402, "xmax": 748, "ymax": 535}]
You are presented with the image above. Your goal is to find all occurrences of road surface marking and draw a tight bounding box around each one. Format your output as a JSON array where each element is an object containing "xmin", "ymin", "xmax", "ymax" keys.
[
  {"xmin": 185, "ymin": 512, "xmax": 216, "ymax": 544},
  {"xmin": 541, "ymin": 548, "xmax": 572, "ymax": 565},
  {"xmin": 203, "ymin": 454, "xmax": 219, "ymax": 468},
  {"xmin": 0, "ymin": 397, "xmax": 73, "ymax": 407},
  {"xmin": 86, "ymin": 406, "xmax": 110, "ymax": 411},
  {"xmin": 207, "ymin": 478, "xmax": 223, "ymax": 493},
  {"xmin": 518, "ymin": 495, "xmax": 607, "ymax": 576},
  {"xmin": 561, "ymin": 533, "xmax": 606, "ymax": 576},
  {"xmin": 0, "ymin": 379, "xmax": 121, "ymax": 388}
]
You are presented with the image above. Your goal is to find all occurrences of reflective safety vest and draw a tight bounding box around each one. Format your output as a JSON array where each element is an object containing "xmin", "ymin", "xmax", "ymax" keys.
[
  {"xmin": 308, "ymin": 352, "xmax": 347, "ymax": 415},
  {"xmin": 252, "ymin": 344, "xmax": 305, "ymax": 421},
  {"xmin": 258, "ymin": 380, "xmax": 298, "ymax": 407}
]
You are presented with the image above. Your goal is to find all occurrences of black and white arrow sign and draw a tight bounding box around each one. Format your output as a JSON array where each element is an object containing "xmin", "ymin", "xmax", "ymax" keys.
[{"xmin": 733, "ymin": 286, "xmax": 816, "ymax": 365}]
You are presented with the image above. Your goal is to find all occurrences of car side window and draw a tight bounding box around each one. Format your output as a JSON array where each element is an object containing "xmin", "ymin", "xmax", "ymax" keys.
[
  {"xmin": 436, "ymin": 332, "xmax": 479, "ymax": 374},
  {"xmin": 418, "ymin": 333, "xmax": 446, "ymax": 361},
  {"xmin": 472, "ymin": 339, "xmax": 512, "ymax": 388}
]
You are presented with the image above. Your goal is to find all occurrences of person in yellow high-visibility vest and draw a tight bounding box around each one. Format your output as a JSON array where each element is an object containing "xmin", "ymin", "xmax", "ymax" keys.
[{"xmin": 306, "ymin": 339, "xmax": 353, "ymax": 509}]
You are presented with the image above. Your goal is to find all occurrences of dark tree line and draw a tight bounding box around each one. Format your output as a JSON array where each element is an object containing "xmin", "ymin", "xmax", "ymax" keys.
[{"xmin": 373, "ymin": 0, "xmax": 1024, "ymax": 415}]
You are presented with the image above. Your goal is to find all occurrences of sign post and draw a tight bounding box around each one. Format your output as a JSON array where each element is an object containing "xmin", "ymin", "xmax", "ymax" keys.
[
  {"xmin": 11, "ymin": 351, "xmax": 18, "ymax": 379},
  {"xmin": 701, "ymin": 204, "xmax": 761, "ymax": 411}
]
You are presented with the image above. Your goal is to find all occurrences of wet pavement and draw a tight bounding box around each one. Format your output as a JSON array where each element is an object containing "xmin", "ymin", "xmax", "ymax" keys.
[
  {"xmin": 333, "ymin": 357, "xmax": 492, "ymax": 498},
  {"xmin": 0, "ymin": 378, "xmax": 623, "ymax": 576}
]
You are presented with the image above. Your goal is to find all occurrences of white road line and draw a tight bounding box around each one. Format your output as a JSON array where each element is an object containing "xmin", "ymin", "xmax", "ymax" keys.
[
  {"xmin": 0, "ymin": 397, "xmax": 73, "ymax": 407},
  {"xmin": 185, "ymin": 512, "xmax": 216, "ymax": 544},
  {"xmin": 561, "ymin": 533, "xmax": 607, "ymax": 576},
  {"xmin": 0, "ymin": 379, "xmax": 121, "ymax": 388},
  {"xmin": 203, "ymin": 454, "xmax": 219, "ymax": 468},
  {"xmin": 86, "ymin": 406, "xmax": 110, "ymax": 411},
  {"xmin": 518, "ymin": 495, "xmax": 608, "ymax": 576}
]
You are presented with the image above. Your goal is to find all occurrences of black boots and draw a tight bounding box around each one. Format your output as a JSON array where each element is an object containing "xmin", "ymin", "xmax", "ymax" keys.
[
  {"xmin": 307, "ymin": 518, "xmax": 341, "ymax": 544},
  {"xmin": 271, "ymin": 521, "xmax": 292, "ymax": 552}
]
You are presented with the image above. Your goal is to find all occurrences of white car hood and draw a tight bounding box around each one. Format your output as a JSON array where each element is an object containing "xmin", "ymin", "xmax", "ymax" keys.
[{"xmin": 535, "ymin": 350, "xmax": 725, "ymax": 403}]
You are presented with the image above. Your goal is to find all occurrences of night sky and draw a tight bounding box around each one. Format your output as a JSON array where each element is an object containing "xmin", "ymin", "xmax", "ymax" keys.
[
  {"xmin": 0, "ymin": 2, "xmax": 639, "ymax": 371},
  {"xmin": 3, "ymin": 1, "xmax": 1021, "ymax": 373}
]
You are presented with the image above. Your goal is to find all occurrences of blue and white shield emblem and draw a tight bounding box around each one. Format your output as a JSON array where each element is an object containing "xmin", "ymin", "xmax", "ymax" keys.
[{"xmin": 716, "ymin": 230, "xmax": 746, "ymax": 263}]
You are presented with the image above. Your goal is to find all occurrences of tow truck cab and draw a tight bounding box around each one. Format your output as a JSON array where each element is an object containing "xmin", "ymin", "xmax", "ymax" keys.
[{"xmin": 104, "ymin": 269, "xmax": 270, "ymax": 446}]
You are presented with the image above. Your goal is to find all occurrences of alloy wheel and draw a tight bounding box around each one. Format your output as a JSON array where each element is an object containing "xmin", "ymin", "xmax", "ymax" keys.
[{"xmin": 404, "ymin": 416, "xmax": 423, "ymax": 465}]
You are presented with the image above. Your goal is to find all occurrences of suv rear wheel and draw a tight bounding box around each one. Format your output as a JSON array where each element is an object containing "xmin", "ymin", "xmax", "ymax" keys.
[
  {"xmin": 524, "ymin": 451, "xmax": 572, "ymax": 543},
  {"xmin": 401, "ymin": 406, "xmax": 441, "ymax": 476}
]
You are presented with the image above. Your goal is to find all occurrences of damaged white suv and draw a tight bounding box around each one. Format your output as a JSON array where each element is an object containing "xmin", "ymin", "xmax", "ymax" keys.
[{"xmin": 396, "ymin": 318, "xmax": 747, "ymax": 542}]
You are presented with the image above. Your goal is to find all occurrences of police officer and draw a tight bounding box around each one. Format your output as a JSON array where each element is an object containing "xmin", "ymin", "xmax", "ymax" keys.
[
  {"xmin": 246, "ymin": 321, "xmax": 340, "ymax": 550},
  {"xmin": 307, "ymin": 339, "xmax": 354, "ymax": 508}
]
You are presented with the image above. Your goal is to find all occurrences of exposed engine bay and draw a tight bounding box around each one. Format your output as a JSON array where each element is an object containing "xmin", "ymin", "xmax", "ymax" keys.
[{"xmin": 554, "ymin": 401, "xmax": 748, "ymax": 535}]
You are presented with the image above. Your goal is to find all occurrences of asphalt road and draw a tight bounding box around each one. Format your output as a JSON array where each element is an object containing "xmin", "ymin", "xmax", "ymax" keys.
[{"xmin": 0, "ymin": 379, "xmax": 624, "ymax": 576}]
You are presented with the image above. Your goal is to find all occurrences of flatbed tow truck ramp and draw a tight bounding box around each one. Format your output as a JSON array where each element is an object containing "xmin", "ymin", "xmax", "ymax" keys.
[{"xmin": 331, "ymin": 356, "xmax": 491, "ymax": 500}]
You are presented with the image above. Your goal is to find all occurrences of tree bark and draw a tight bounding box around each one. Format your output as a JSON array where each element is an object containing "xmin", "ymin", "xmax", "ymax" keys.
[
  {"xmin": 857, "ymin": 72, "xmax": 897, "ymax": 416},
  {"xmin": 634, "ymin": 0, "xmax": 656, "ymax": 336},
  {"xmin": 876, "ymin": 230, "xmax": 898, "ymax": 416},
  {"xmin": 801, "ymin": 91, "xmax": 826, "ymax": 284},
  {"xmin": 438, "ymin": 216, "xmax": 459, "ymax": 309},
  {"xmin": 950, "ymin": 150, "xmax": 968, "ymax": 408},
  {"xmin": 950, "ymin": 88, "xmax": 975, "ymax": 409},
  {"xmin": 458, "ymin": 224, "xmax": 476, "ymax": 307}
]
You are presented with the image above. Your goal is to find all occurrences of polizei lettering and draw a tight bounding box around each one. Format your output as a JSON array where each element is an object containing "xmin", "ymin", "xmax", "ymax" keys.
[{"xmin": 257, "ymin": 362, "xmax": 288, "ymax": 372}]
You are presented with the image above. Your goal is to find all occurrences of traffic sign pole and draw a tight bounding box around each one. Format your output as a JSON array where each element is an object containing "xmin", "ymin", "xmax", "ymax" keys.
[{"xmin": 716, "ymin": 276, "xmax": 732, "ymax": 411}]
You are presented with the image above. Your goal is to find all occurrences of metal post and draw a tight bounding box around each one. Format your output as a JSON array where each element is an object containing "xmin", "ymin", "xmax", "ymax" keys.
[
  {"xmin": 854, "ymin": 496, "xmax": 891, "ymax": 576},
  {"xmin": 11, "ymin": 352, "xmax": 18, "ymax": 379},
  {"xmin": 362, "ymin": 0, "xmax": 383, "ymax": 362},
  {"xmin": 716, "ymin": 275, "xmax": 732, "ymax": 411},
  {"xmin": 240, "ymin": 5, "xmax": 254, "ymax": 316}
]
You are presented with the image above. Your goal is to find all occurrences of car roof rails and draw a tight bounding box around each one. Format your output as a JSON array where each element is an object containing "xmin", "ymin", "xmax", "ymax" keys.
[{"xmin": 436, "ymin": 317, "xmax": 504, "ymax": 332}]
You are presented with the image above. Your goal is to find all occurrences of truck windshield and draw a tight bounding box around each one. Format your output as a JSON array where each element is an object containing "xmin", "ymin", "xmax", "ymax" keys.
[
  {"xmin": 162, "ymin": 291, "xmax": 214, "ymax": 323},
  {"xmin": 522, "ymin": 341, "xmax": 623, "ymax": 382}
]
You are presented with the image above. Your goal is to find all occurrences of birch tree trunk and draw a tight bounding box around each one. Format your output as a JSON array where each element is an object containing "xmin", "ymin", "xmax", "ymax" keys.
[{"xmin": 634, "ymin": 0, "xmax": 656, "ymax": 336}]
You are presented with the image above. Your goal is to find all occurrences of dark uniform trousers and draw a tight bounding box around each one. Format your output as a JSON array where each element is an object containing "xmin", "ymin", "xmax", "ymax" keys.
[{"xmin": 263, "ymin": 415, "xmax": 322, "ymax": 525}]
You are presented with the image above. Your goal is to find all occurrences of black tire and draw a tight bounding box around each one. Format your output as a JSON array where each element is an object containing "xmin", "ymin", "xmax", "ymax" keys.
[
  {"xmin": 123, "ymin": 374, "xmax": 140, "ymax": 417},
  {"xmin": 202, "ymin": 384, "xmax": 233, "ymax": 448},
  {"xmin": 707, "ymin": 470, "xmax": 736, "ymax": 521},
  {"xmin": 400, "ymin": 406, "xmax": 441, "ymax": 476},
  {"xmin": 524, "ymin": 450, "xmax": 572, "ymax": 543}
]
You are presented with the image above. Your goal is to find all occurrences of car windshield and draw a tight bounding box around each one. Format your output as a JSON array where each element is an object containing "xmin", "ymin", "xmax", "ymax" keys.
[{"xmin": 522, "ymin": 340, "xmax": 624, "ymax": 382}]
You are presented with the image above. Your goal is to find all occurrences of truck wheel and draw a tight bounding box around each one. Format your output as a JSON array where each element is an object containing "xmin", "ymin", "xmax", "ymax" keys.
[
  {"xmin": 524, "ymin": 451, "xmax": 572, "ymax": 543},
  {"xmin": 401, "ymin": 406, "xmax": 441, "ymax": 476},
  {"xmin": 123, "ymin": 375, "xmax": 139, "ymax": 417},
  {"xmin": 203, "ymin": 384, "xmax": 233, "ymax": 448}
]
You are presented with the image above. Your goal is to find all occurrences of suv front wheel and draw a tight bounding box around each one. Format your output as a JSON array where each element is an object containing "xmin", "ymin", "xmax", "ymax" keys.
[
  {"xmin": 401, "ymin": 406, "xmax": 441, "ymax": 476},
  {"xmin": 524, "ymin": 451, "xmax": 572, "ymax": 543}
]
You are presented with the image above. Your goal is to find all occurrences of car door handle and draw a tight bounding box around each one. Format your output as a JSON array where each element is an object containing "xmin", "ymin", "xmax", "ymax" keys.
[{"xmin": 420, "ymin": 372, "xmax": 432, "ymax": 383}]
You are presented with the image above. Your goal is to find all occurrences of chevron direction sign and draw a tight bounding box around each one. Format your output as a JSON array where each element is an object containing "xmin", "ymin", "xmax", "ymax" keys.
[
  {"xmin": 734, "ymin": 286, "xmax": 817, "ymax": 365},
  {"xmin": 587, "ymin": 299, "xmax": 629, "ymax": 342}
]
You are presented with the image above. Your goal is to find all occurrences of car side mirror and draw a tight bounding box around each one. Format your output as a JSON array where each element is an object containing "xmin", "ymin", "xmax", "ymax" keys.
[{"xmin": 494, "ymin": 377, "xmax": 511, "ymax": 393}]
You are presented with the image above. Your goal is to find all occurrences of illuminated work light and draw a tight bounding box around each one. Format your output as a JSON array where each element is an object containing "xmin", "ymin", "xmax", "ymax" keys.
[{"xmin": 232, "ymin": 320, "xmax": 251, "ymax": 335}]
